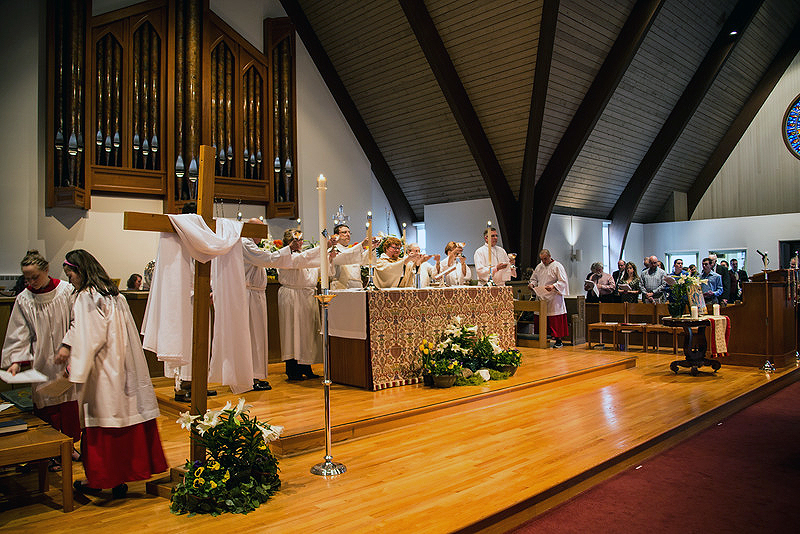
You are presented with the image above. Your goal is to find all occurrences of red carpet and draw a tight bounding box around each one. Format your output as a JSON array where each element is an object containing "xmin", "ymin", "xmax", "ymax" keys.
[{"xmin": 513, "ymin": 379, "xmax": 800, "ymax": 533}]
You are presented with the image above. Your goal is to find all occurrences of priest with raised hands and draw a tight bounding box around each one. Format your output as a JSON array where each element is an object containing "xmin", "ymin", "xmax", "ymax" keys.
[
  {"xmin": 374, "ymin": 237, "xmax": 421, "ymax": 288},
  {"xmin": 473, "ymin": 227, "xmax": 515, "ymax": 285},
  {"xmin": 528, "ymin": 249, "xmax": 570, "ymax": 348},
  {"xmin": 330, "ymin": 223, "xmax": 368, "ymax": 289},
  {"xmin": 407, "ymin": 243, "xmax": 440, "ymax": 287}
]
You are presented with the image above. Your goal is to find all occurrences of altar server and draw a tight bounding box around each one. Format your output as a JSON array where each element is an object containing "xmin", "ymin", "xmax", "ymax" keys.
[
  {"xmin": 442, "ymin": 242, "xmax": 472, "ymax": 286},
  {"xmin": 374, "ymin": 237, "xmax": 420, "ymax": 288},
  {"xmin": 2, "ymin": 250, "xmax": 81, "ymax": 460},
  {"xmin": 408, "ymin": 243, "xmax": 440, "ymax": 287},
  {"xmin": 528, "ymin": 249, "xmax": 570, "ymax": 348},
  {"xmin": 58, "ymin": 250, "xmax": 167, "ymax": 498},
  {"xmin": 473, "ymin": 227, "xmax": 515, "ymax": 285},
  {"xmin": 242, "ymin": 219, "xmax": 298, "ymax": 390},
  {"xmin": 278, "ymin": 231, "xmax": 370, "ymax": 380},
  {"xmin": 330, "ymin": 223, "xmax": 367, "ymax": 289}
]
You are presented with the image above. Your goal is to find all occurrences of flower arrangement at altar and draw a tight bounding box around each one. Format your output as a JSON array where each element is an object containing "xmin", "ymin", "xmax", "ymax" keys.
[
  {"xmin": 418, "ymin": 317, "xmax": 519, "ymax": 386},
  {"xmin": 170, "ymin": 399, "xmax": 282, "ymax": 516},
  {"xmin": 666, "ymin": 273, "xmax": 707, "ymax": 316}
]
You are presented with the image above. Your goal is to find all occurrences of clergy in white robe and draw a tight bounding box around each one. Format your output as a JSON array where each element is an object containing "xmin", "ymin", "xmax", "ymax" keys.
[
  {"xmin": 407, "ymin": 243, "xmax": 440, "ymax": 287},
  {"xmin": 528, "ymin": 249, "xmax": 570, "ymax": 347},
  {"xmin": 60, "ymin": 250, "xmax": 167, "ymax": 493},
  {"xmin": 242, "ymin": 235, "xmax": 295, "ymax": 389},
  {"xmin": 2, "ymin": 250, "xmax": 80, "ymax": 443},
  {"xmin": 278, "ymin": 234, "xmax": 369, "ymax": 379},
  {"xmin": 473, "ymin": 227, "xmax": 515, "ymax": 285},
  {"xmin": 330, "ymin": 223, "xmax": 367, "ymax": 289},
  {"xmin": 374, "ymin": 237, "xmax": 419, "ymax": 288},
  {"xmin": 441, "ymin": 241, "xmax": 472, "ymax": 286}
]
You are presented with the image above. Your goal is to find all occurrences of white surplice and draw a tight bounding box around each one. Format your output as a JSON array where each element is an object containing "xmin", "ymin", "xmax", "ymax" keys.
[
  {"xmin": 528, "ymin": 259, "xmax": 569, "ymax": 316},
  {"xmin": 375, "ymin": 253, "xmax": 414, "ymax": 288},
  {"xmin": 242, "ymin": 239, "xmax": 293, "ymax": 380},
  {"xmin": 413, "ymin": 261, "xmax": 438, "ymax": 287},
  {"xmin": 330, "ymin": 243, "xmax": 367, "ymax": 289},
  {"xmin": 141, "ymin": 214, "xmax": 252, "ymax": 393},
  {"xmin": 473, "ymin": 244, "xmax": 515, "ymax": 286},
  {"xmin": 64, "ymin": 290, "xmax": 160, "ymax": 428},
  {"xmin": 1, "ymin": 281, "xmax": 76, "ymax": 408},
  {"xmin": 443, "ymin": 261, "xmax": 472, "ymax": 286}
]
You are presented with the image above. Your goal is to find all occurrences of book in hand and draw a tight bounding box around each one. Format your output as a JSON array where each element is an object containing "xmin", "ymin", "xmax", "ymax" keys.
[{"xmin": 0, "ymin": 418, "xmax": 28, "ymax": 435}]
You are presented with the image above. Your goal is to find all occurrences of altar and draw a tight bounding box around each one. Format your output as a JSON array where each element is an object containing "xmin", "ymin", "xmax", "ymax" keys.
[{"xmin": 327, "ymin": 286, "xmax": 515, "ymax": 390}]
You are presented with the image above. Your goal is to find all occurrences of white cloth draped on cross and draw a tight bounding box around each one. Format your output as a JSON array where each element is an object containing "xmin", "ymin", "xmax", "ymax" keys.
[{"xmin": 141, "ymin": 214, "xmax": 253, "ymax": 393}]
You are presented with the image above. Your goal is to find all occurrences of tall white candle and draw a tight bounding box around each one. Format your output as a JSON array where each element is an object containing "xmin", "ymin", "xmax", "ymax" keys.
[
  {"xmin": 487, "ymin": 220, "xmax": 492, "ymax": 269},
  {"xmin": 402, "ymin": 222, "xmax": 407, "ymax": 254},
  {"xmin": 317, "ymin": 174, "xmax": 328, "ymax": 289},
  {"xmin": 366, "ymin": 211, "xmax": 373, "ymax": 267}
]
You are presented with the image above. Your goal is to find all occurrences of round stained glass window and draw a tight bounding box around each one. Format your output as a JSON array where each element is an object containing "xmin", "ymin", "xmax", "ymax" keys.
[{"xmin": 783, "ymin": 94, "xmax": 800, "ymax": 159}]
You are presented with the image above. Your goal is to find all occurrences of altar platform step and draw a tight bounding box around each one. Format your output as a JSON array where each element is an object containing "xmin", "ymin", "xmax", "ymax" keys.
[{"xmin": 153, "ymin": 347, "xmax": 637, "ymax": 457}]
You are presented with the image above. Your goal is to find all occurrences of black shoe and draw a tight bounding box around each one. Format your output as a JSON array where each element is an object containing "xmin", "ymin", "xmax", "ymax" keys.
[
  {"xmin": 175, "ymin": 390, "xmax": 191, "ymax": 403},
  {"xmin": 300, "ymin": 364, "xmax": 320, "ymax": 379},
  {"xmin": 74, "ymin": 480, "xmax": 101, "ymax": 495},
  {"xmin": 253, "ymin": 380, "xmax": 272, "ymax": 391},
  {"xmin": 111, "ymin": 483, "xmax": 128, "ymax": 499},
  {"xmin": 285, "ymin": 359, "xmax": 304, "ymax": 381},
  {"xmin": 207, "ymin": 389, "xmax": 218, "ymax": 396},
  {"xmin": 553, "ymin": 339, "xmax": 564, "ymax": 348}
]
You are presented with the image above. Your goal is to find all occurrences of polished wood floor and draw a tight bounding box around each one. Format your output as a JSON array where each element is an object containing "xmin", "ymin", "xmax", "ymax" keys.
[{"xmin": 2, "ymin": 344, "xmax": 798, "ymax": 533}]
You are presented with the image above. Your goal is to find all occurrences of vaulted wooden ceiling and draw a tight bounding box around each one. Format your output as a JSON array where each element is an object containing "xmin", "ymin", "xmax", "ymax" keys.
[{"xmin": 280, "ymin": 0, "xmax": 800, "ymax": 264}]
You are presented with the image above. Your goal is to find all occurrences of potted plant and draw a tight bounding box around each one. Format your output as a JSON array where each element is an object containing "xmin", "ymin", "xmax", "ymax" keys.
[
  {"xmin": 171, "ymin": 399, "xmax": 282, "ymax": 516},
  {"xmin": 489, "ymin": 348, "xmax": 522, "ymax": 376},
  {"xmin": 666, "ymin": 274, "xmax": 707, "ymax": 318},
  {"xmin": 427, "ymin": 357, "xmax": 463, "ymax": 388}
]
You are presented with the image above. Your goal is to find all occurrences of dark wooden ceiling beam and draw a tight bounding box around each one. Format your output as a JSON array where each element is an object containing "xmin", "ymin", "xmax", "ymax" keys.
[
  {"xmin": 519, "ymin": 0, "xmax": 559, "ymax": 268},
  {"xmin": 524, "ymin": 0, "xmax": 663, "ymax": 267},
  {"xmin": 687, "ymin": 20, "xmax": 800, "ymax": 217},
  {"xmin": 399, "ymin": 0, "xmax": 519, "ymax": 250},
  {"xmin": 607, "ymin": 0, "xmax": 764, "ymax": 261},
  {"xmin": 278, "ymin": 0, "xmax": 417, "ymax": 226}
]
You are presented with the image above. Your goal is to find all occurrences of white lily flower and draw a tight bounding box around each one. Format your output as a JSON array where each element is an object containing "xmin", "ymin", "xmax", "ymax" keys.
[
  {"xmin": 176, "ymin": 411, "xmax": 200, "ymax": 430},
  {"xmin": 257, "ymin": 423, "xmax": 283, "ymax": 443},
  {"xmin": 233, "ymin": 397, "xmax": 253, "ymax": 417}
]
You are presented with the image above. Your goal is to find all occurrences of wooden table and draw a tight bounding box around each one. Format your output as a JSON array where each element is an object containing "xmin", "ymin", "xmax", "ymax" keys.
[
  {"xmin": 0, "ymin": 409, "xmax": 73, "ymax": 512},
  {"xmin": 662, "ymin": 317, "xmax": 722, "ymax": 376}
]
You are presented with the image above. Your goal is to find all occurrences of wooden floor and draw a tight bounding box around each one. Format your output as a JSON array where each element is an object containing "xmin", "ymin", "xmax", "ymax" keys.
[{"xmin": 2, "ymin": 344, "xmax": 798, "ymax": 533}]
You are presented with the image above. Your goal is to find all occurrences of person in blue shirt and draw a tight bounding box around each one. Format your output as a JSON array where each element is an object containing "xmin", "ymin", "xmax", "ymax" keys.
[{"xmin": 699, "ymin": 257, "xmax": 723, "ymax": 305}]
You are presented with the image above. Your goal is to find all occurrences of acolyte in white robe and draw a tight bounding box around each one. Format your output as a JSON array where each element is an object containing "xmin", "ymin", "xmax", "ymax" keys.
[
  {"xmin": 242, "ymin": 238, "xmax": 294, "ymax": 380},
  {"xmin": 2, "ymin": 281, "xmax": 76, "ymax": 408},
  {"xmin": 63, "ymin": 290, "xmax": 160, "ymax": 428},
  {"xmin": 278, "ymin": 244, "xmax": 368, "ymax": 365},
  {"xmin": 529, "ymin": 259, "xmax": 569, "ymax": 316},
  {"xmin": 473, "ymin": 244, "xmax": 515, "ymax": 286},
  {"xmin": 330, "ymin": 243, "xmax": 367, "ymax": 289},
  {"xmin": 443, "ymin": 261, "xmax": 472, "ymax": 286},
  {"xmin": 142, "ymin": 214, "xmax": 252, "ymax": 393},
  {"xmin": 375, "ymin": 253, "xmax": 415, "ymax": 288},
  {"xmin": 412, "ymin": 262, "xmax": 438, "ymax": 287}
]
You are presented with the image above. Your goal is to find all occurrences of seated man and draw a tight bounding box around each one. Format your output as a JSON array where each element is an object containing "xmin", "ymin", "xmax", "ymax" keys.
[
  {"xmin": 700, "ymin": 257, "xmax": 723, "ymax": 306},
  {"xmin": 374, "ymin": 237, "xmax": 420, "ymax": 288},
  {"xmin": 407, "ymin": 243, "xmax": 440, "ymax": 287}
]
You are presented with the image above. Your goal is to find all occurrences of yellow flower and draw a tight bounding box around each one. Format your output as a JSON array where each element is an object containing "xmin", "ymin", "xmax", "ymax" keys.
[
  {"xmin": 223, "ymin": 470, "xmax": 230, "ymax": 482},
  {"xmin": 423, "ymin": 348, "xmax": 429, "ymax": 354},
  {"xmin": 192, "ymin": 477, "xmax": 203, "ymax": 488},
  {"xmin": 259, "ymin": 443, "xmax": 267, "ymax": 450},
  {"xmin": 194, "ymin": 466, "xmax": 205, "ymax": 477},
  {"xmin": 422, "ymin": 339, "xmax": 428, "ymax": 345},
  {"xmin": 208, "ymin": 461, "xmax": 220, "ymax": 471},
  {"xmin": 209, "ymin": 480, "xmax": 217, "ymax": 489},
  {"xmin": 419, "ymin": 344, "xmax": 425, "ymax": 352}
]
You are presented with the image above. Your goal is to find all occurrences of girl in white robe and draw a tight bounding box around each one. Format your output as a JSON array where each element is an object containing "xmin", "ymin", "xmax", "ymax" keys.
[
  {"xmin": 59, "ymin": 249, "xmax": 167, "ymax": 498},
  {"xmin": 442, "ymin": 241, "xmax": 472, "ymax": 286},
  {"xmin": 2, "ymin": 250, "xmax": 81, "ymax": 460}
]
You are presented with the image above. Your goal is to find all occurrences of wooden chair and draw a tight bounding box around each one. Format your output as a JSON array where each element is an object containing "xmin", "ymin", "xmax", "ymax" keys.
[
  {"xmin": 587, "ymin": 302, "xmax": 625, "ymax": 349},
  {"xmin": 646, "ymin": 303, "xmax": 679, "ymax": 353},
  {"xmin": 619, "ymin": 302, "xmax": 652, "ymax": 351}
]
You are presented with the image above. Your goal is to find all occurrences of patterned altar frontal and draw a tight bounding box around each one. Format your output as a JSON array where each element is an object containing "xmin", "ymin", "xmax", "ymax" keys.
[{"xmin": 367, "ymin": 286, "xmax": 515, "ymax": 390}]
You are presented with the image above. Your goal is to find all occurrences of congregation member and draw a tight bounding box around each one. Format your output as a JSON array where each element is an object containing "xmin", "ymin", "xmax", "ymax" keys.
[
  {"xmin": 729, "ymin": 258, "xmax": 747, "ymax": 300},
  {"xmin": 611, "ymin": 259, "xmax": 626, "ymax": 301},
  {"xmin": 700, "ymin": 257, "xmax": 723, "ymax": 306},
  {"xmin": 2, "ymin": 250, "xmax": 81, "ymax": 468},
  {"xmin": 126, "ymin": 273, "xmax": 142, "ymax": 290},
  {"xmin": 474, "ymin": 227, "xmax": 515, "ymax": 285},
  {"xmin": 688, "ymin": 264, "xmax": 699, "ymax": 276},
  {"xmin": 441, "ymin": 241, "xmax": 471, "ymax": 286},
  {"xmin": 528, "ymin": 249, "xmax": 569, "ymax": 348},
  {"xmin": 670, "ymin": 258, "xmax": 685, "ymax": 277},
  {"xmin": 58, "ymin": 249, "xmax": 167, "ymax": 499},
  {"xmin": 584, "ymin": 262, "xmax": 615, "ymax": 303},
  {"xmin": 618, "ymin": 262, "xmax": 642, "ymax": 303},
  {"xmin": 407, "ymin": 243, "xmax": 440, "ymax": 287},
  {"xmin": 241, "ymin": 219, "xmax": 299, "ymax": 391},
  {"xmin": 640, "ymin": 255, "xmax": 667, "ymax": 303},
  {"xmin": 709, "ymin": 254, "xmax": 730, "ymax": 304},
  {"xmin": 330, "ymin": 223, "xmax": 367, "ymax": 289},
  {"xmin": 374, "ymin": 237, "xmax": 420, "ymax": 288}
]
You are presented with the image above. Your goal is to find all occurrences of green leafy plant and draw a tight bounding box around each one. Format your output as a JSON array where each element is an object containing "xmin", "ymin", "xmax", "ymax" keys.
[
  {"xmin": 488, "ymin": 348, "xmax": 522, "ymax": 368},
  {"xmin": 170, "ymin": 399, "xmax": 282, "ymax": 516}
]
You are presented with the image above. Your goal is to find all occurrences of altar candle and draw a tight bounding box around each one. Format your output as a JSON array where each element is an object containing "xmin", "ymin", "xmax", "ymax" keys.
[
  {"xmin": 487, "ymin": 220, "xmax": 492, "ymax": 269},
  {"xmin": 366, "ymin": 211, "xmax": 373, "ymax": 266},
  {"xmin": 317, "ymin": 174, "xmax": 328, "ymax": 289},
  {"xmin": 690, "ymin": 305, "xmax": 699, "ymax": 319},
  {"xmin": 402, "ymin": 222, "xmax": 407, "ymax": 254},
  {"xmin": 712, "ymin": 303, "xmax": 720, "ymax": 316}
]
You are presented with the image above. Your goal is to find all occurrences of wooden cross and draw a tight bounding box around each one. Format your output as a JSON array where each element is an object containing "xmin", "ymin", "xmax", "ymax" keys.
[{"xmin": 124, "ymin": 144, "xmax": 267, "ymax": 461}]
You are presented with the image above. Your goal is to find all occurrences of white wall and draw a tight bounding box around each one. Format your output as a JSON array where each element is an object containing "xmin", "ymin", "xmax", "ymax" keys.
[
  {"xmin": 645, "ymin": 212, "xmax": 800, "ymax": 273},
  {"xmin": 0, "ymin": 0, "xmax": 397, "ymax": 282}
]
